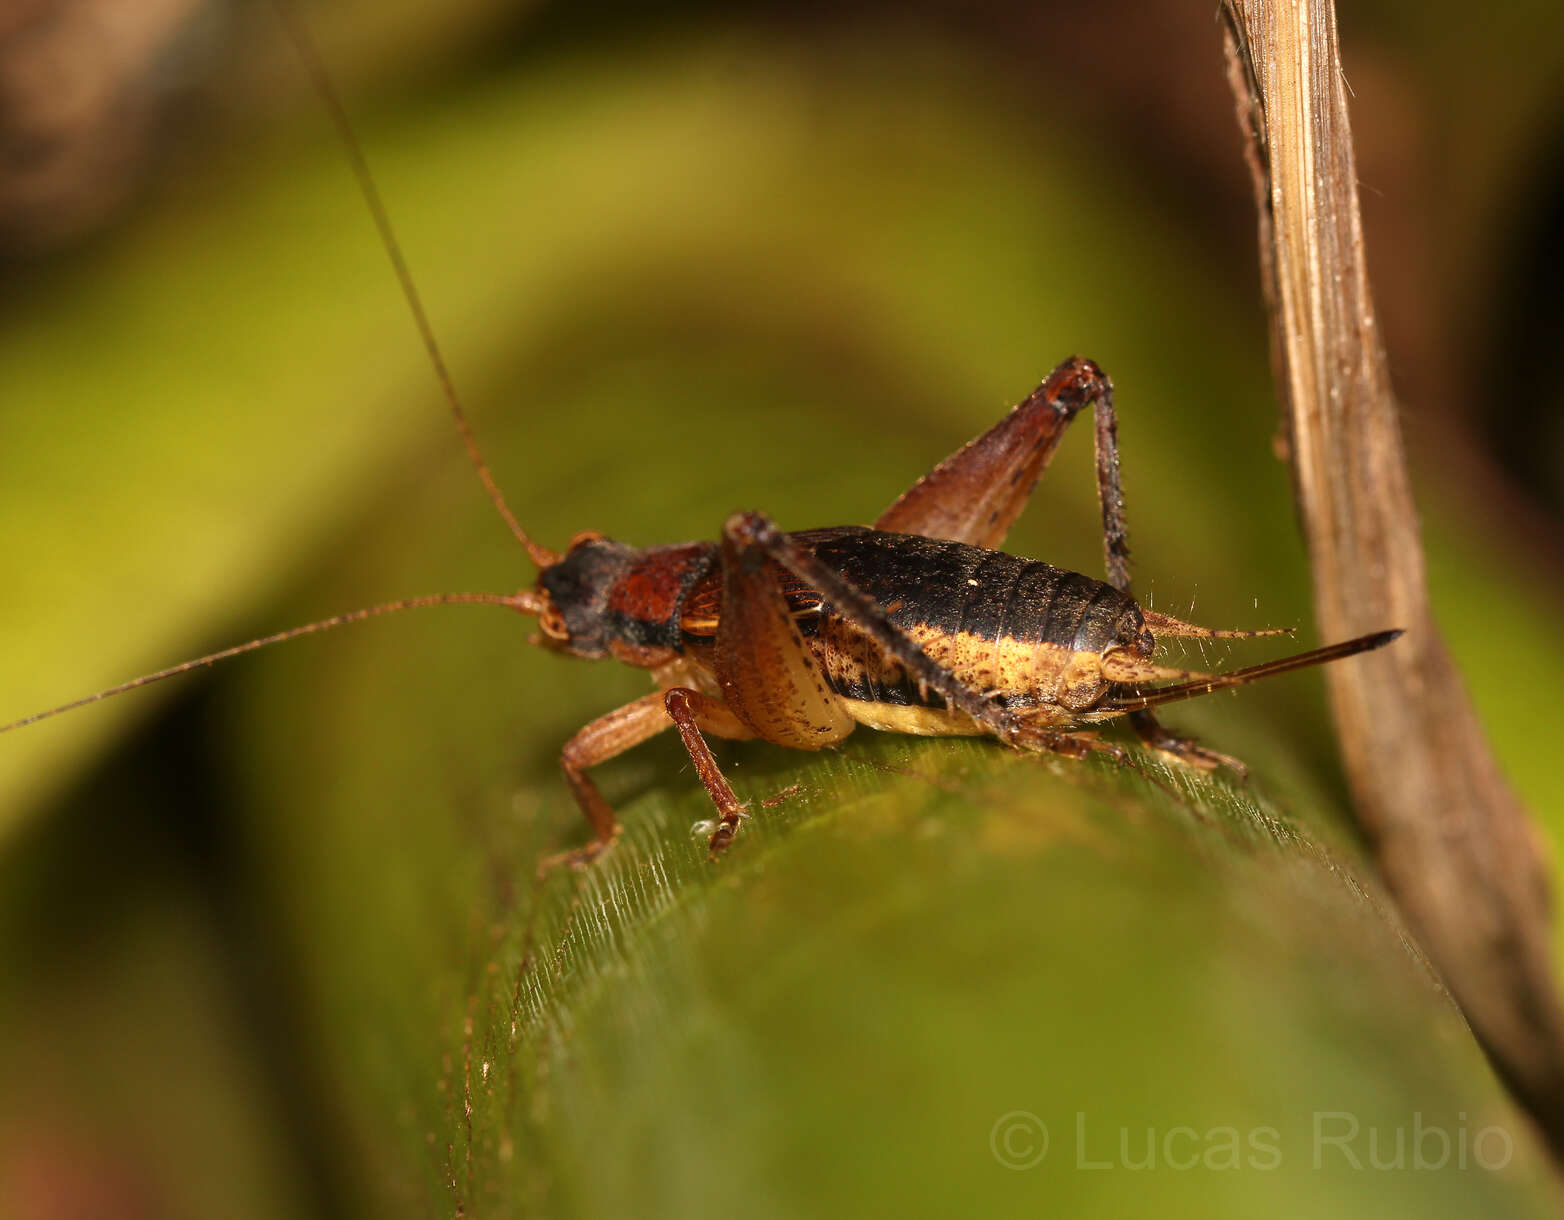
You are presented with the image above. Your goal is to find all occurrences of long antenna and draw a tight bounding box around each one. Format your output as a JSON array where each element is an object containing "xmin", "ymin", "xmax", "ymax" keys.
[
  {"xmin": 0, "ymin": 591, "xmax": 546, "ymax": 735},
  {"xmin": 1101, "ymin": 629, "xmax": 1401, "ymax": 713},
  {"xmin": 273, "ymin": 1, "xmax": 560, "ymax": 569}
]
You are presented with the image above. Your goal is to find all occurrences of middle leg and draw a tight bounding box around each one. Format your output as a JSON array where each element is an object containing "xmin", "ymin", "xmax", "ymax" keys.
[{"xmin": 663, "ymin": 688, "xmax": 758, "ymax": 858}]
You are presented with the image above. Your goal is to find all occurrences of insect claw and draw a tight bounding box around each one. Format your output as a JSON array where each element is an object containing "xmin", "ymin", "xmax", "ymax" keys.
[
  {"xmin": 1147, "ymin": 733, "xmax": 1247, "ymax": 777},
  {"xmin": 700, "ymin": 803, "xmax": 753, "ymax": 860},
  {"xmin": 692, "ymin": 803, "xmax": 750, "ymax": 841}
]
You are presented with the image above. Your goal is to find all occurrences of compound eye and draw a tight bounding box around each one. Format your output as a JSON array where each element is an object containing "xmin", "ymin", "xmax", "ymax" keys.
[{"xmin": 539, "ymin": 605, "xmax": 570, "ymax": 641}]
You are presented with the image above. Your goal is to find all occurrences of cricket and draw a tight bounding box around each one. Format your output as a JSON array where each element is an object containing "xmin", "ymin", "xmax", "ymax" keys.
[{"xmin": 1, "ymin": 12, "xmax": 1400, "ymax": 869}]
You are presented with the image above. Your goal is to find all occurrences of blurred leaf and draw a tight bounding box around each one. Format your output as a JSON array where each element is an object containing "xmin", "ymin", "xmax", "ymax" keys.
[{"xmin": 3, "ymin": 23, "xmax": 1561, "ymax": 1219}]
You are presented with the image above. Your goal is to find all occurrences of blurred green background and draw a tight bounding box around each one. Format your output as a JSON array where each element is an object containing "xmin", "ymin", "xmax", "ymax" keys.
[{"xmin": 1, "ymin": 1, "xmax": 1562, "ymax": 1216}]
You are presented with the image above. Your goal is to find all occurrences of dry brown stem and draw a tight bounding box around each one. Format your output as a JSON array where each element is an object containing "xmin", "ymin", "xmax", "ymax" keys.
[{"xmin": 1219, "ymin": 0, "xmax": 1564, "ymax": 1163}]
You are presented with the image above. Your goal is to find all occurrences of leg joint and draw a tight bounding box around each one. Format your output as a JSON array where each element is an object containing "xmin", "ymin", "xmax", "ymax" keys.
[{"xmin": 1041, "ymin": 355, "xmax": 1111, "ymax": 418}]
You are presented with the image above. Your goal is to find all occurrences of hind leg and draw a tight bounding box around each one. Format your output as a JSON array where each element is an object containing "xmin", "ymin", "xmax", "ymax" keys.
[{"xmin": 1127, "ymin": 710, "xmax": 1246, "ymax": 775}]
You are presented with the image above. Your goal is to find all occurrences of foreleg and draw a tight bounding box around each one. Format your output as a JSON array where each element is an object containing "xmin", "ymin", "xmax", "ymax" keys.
[{"xmin": 538, "ymin": 690, "xmax": 678, "ymax": 873}]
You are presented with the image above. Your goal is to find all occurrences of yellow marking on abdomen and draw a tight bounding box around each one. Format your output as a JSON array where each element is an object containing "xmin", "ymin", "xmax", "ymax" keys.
[
  {"xmin": 817, "ymin": 617, "xmax": 1109, "ymax": 711},
  {"xmin": 842, "ymin": 701, "xmax": 990, "ymax": 737}
]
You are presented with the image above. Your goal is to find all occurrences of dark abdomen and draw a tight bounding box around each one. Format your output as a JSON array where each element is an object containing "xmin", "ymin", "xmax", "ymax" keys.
[{"xmin": 695, "ymin": 527, "xmax": 1141, "ymax": 712}]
